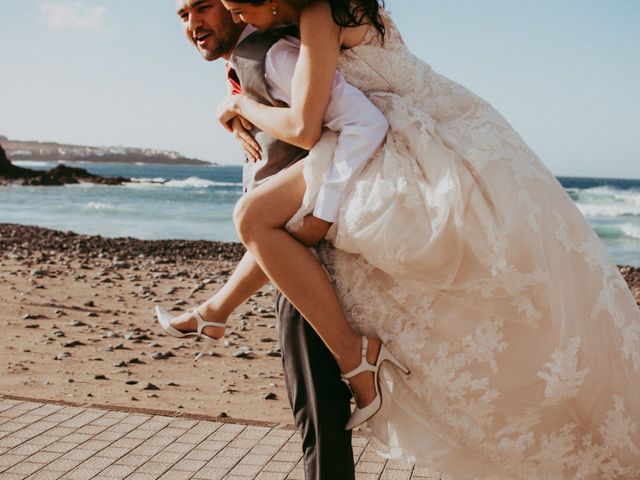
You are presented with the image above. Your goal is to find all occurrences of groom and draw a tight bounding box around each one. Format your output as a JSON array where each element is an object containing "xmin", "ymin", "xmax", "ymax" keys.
[{"xmin": 175, "ymin": 1, "xmax": 356, "ymax": 478}]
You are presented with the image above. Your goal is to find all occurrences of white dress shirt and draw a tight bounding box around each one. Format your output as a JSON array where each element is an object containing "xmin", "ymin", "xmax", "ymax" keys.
[{"xmin": 262, "ymin": 36, "xmax": 389, "ymax": 222}]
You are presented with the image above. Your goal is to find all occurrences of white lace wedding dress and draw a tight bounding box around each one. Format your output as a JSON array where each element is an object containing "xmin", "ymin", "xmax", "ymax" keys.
[{"xmin": 287, "ymin": 11, "xmax": 640, "ymax": 480}]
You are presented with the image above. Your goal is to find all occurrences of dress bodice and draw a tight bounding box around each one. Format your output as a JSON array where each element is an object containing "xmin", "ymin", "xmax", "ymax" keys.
[{"xmin": 337, "ymin": 12, "xmax": 490, "ymax": 129}]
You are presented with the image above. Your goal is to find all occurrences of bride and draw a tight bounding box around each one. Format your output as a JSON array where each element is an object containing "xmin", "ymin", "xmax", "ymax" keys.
[{"xmin": 163, "ymin": 0, "xmax": 640, "ymax": 477}]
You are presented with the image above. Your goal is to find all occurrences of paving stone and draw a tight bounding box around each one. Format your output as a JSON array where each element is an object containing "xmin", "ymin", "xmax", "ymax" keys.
[
  {"xmin": 204, "ymin": 455, "xmax": 241, "ymax": 469},
  {"xmin": 285, "ymin": 468, "xmax": 305, "ymax": 480},
  {"xmin": 150, "ymin": 449, "xmax": 185, "ymax": 464},
  {"xmin": 380, "ymin": 469, "xmax": 414, "ymax": 480},
  {"xmin": 0, "ymin": 472, "xmax": 29, "ymax": 480},
  {"xmin": 114, "ymin": 453, "xmax": 150, "ymax": 467},
  {"xmin": 240, "ymin": 453, "xmax": 272, "ymax": 466},
  {"xmin": 0, "ymin": 453, "xmax": 27, "ymax": 468},
  {"xmin": 182, "ymin": 448, "xmax": 217, "ymax": 462},
  {"xmin": 43, "ymin": 457, "xmax": 83, "ymax": 473},
  {"xmin": 0, "ymin": 436, "xmax": 26, "ymax": 448},
  {"xmin": 98, "ymin": 463, "xmax": 137, "ymax": 477},
  {"xmin": 25, "ymin": 469, "xmax": 66, "ymax": 480},
  {"xmin": 157, "ymin": 469, "xmax": 194, "ymax": 480},
  {"xmin": 6, "ymin": 460, "xmax": 43, "ymax": 475},
  {"xmin": 135, "ymin": 460, "xmax": 170, "ymax": 475},
  {"xmin": 356, "ymin": 460, "xmax": 387, "ymax": 474},
  {"xmin": 228, "ymin": 462, "xmax": 263, "ymax": 476},
  {"xmin": 191, "ymin": 466, "xmax": 229, "ymax": 480},
  {"xmin": 162, "ymin": 441, "xmax": 193, "ymax": 454},
  {"xmin": 255, "ymin": 471, "xmax": 288, "ymax": 480},
  {"xmin": 272, "ymin": 451, "xmax": 301, "ymax": 463},
  {"xmin": 94, "ymin": 446, "xmax": 130, "ymax": 459},
  {"xmin": 217, "ymin": 446, "xmax": 249, "ymax": 459},
  {"xmin": 110, "ymin": 437, "xmax": 144, "ymax": 450},
  {"xmin": 74, "ymin": 425, "xmax": 105, "ymax": 436},
  {"xmin": 262, "ymin": 460, "xmax": 296, "ymax": 474},
  {"xmin": 8, "ymin": 443, "xmax": 41, "ymax": 456},
  {"xmin": 0, "ymin": 399, "xmax": 436, "ymax": 480},
  {"xmin": 126, "ymin": 473, "xmax": 158, "ymax": 480},
  {"xmin": 27, "ymin": 451, "xmax": 64, "ymax": 464},
  {"xmin": 60, "ymin": 467, "xmax": 98, "ymax": 480},
  {"xmin": 74, "ymin": 455, "xmax": 115, "ymax": 472},
  {"xmin": 42, "ymin": 441, "xmax": 78, "ymax": 453}
]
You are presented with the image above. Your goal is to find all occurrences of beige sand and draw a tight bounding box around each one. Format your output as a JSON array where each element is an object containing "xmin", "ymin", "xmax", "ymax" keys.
[{"xmin": 1, "ymin": 224, "xmax": 638, "ymax": 425}]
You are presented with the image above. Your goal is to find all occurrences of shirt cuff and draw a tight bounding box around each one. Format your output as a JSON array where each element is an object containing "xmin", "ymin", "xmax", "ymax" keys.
[{"xmin": 313, "ymin": 185, "xmax": 343, "ymax": 223}]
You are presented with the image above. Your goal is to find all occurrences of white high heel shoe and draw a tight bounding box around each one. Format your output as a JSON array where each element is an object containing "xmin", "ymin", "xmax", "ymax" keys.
[
  {"xmin": 341, "ymin": 336, "xmax": 410, "ymax": 430},
  {"xmin": 155, "ymin": 306, "xmax": 226, "ymax": 361}
]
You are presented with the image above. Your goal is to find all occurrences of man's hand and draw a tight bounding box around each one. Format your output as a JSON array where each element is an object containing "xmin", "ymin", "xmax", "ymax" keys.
[
  {"xmin": 230, "ymin": 117, "xmax": 262, "ymax": 162},
  {"xmin": 217, "ymin": 95, "xmax": 241, "ymax": 132},
  {"xmin": 291, "ymin": 215, "xmax": 332, "ymax": 247}
]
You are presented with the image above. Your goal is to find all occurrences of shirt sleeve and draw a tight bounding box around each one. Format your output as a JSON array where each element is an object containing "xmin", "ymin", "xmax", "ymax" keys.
[{"xmin": 265, "ymin": 38, "xmax": 389, "ymax": 222}]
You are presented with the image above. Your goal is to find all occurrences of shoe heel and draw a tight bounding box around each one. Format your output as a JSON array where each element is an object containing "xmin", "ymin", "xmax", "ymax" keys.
[
  {"xmin": 194, "ymin": 336, "xmax": 215, "ymax": 361},
  {"xmin": 379, "ymin": 345, "xmax": 410, "ymax": 375}
]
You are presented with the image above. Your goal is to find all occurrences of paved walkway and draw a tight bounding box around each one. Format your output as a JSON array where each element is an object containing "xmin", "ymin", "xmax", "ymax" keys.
[{"xmin": 0, "ymin": 398, "xmax": 439, "ymax": 480}]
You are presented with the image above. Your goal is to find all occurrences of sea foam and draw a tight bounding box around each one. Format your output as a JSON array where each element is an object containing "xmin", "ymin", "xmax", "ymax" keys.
[{"xmin": 620, "ymin": 223, "xmax": 640, "ymax": 241}]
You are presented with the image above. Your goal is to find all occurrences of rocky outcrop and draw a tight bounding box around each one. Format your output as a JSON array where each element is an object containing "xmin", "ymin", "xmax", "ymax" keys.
[
  {"xmin": 0, "ymin": 144, "xmax": 129, "ymax": 186},
  {"xmin": 0, "ymin": 144, "xmax": 40, "ymax": 179}
]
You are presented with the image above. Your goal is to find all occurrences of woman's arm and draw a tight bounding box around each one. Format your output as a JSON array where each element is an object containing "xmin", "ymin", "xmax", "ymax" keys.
[{"xmin": 221, "ymin": 2, "xmax": 341, "ymax": 150}]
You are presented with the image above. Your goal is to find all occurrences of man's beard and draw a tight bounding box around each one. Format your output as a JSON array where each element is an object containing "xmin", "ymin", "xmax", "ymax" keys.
[{"xmin": 197, "ymin": 34, "xmax": 233, "ymax": 61}]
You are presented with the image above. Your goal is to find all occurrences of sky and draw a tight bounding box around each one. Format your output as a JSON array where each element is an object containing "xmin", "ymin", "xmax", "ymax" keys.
[{"xmin": 0, "ymin": 0, "xmax": 638, "ymax": 179}]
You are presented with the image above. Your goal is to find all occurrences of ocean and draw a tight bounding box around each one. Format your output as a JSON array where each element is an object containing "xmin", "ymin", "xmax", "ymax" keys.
[{"xmin": 2, "ymin": 161, "xmax": 639, "ymax": 266}]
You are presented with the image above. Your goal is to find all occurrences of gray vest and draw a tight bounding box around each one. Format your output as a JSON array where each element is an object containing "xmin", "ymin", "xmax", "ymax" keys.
[{"xmin": 232, "ymin": 28, "xmax": 308, "ymax": 192}]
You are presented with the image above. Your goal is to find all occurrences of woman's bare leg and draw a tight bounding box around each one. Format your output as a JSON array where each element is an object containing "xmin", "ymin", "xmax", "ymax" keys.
[
  {"xmin": 170, "ymin": 251, "xmax": 268, "ymax": 338},
  {"xmin": 234, "ymin": 161, "xmax": 379, "ymax": 406}
]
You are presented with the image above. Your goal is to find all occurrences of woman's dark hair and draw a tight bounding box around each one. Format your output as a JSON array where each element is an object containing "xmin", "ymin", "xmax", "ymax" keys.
[
  {"xmin": 327, "ymin": 0, "xmax": 386, "ymax": 39},
  {"xmin": 233, "ymin": 0, "xmax": 386, "ymax": 39}
]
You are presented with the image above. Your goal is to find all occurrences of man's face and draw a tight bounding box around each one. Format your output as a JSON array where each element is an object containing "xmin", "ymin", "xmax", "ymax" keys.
[{"xmin": 176, "ymin": 0, "xmax": 244, "ymax": 61}]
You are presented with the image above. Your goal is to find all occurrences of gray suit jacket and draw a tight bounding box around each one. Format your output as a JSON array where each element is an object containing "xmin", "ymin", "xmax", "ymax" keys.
[{"xmin": 231, "ymin": 28, "xmax": 308, "ymax": 192}]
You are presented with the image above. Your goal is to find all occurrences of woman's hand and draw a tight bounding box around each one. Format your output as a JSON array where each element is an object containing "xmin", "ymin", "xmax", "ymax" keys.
[
  {"xmin": 229, "ymin": 117, "xmax": 262, "ymax": 162},
  {"xmin": 217, "ymin": 95, "xmax": 242, "ymax": 132},
  {"xmin": 291, "ymin": 215, "xmax": 332, "ymax": 247}
]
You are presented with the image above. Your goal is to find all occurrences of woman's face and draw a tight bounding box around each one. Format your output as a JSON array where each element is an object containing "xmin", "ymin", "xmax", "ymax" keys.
[{"xmin": 220, "ymin": 1, "xmax": 279, "ymax": 31}]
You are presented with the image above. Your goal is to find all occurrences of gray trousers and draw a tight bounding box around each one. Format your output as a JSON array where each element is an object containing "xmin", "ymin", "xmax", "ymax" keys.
[{"xmin": 276, "ymin": 293, "xmax": 355, "ymax": 480}]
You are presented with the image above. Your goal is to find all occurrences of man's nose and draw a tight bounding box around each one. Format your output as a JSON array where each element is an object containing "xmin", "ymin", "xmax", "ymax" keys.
[{"xmin": 187, "ymin": 13, "xmax": 203, "ymax": 31}]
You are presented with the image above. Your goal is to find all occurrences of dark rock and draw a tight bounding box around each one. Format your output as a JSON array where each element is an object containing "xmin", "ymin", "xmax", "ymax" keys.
[
  {"xmin": 94, "ymin": 374, "xmax": 107, "ymax": 380},
  {"xmin": 0, "ymin": 224, "xmax": 246, "ymax": 263},
  {"xmin": 141, "ymin": 382, "xmax": 160, "ymax": 390},
  {"xmin": 263, "ymin": 392, "xmax": 278, "ymax": 400},
  {"xmin": 151, "ymin": 351, "xmax": 175, "ymax": 360},
  {"xmin": 0, "ymin": 145, "xmax": 129, "ymax": 186},
  {"xmin": 232, "ymin": 349, "xmax": 253, "ymax": 358}
]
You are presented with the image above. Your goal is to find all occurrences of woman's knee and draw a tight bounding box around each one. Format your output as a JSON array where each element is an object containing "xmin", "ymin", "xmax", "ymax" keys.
[{"xmin": 233, "ymin": 194, "xmax": 263, "ymax": 244}]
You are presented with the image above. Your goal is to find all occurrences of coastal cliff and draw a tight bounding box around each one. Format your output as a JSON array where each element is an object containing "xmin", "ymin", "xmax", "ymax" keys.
[{"xmin": 0, "ymin": 135, "xmax": 211, "ymax": 166}]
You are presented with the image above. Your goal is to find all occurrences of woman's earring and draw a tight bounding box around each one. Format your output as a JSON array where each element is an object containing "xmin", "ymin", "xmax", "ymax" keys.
[{"xmin": 271, "ymin": 4, "xmax": 278, "ymax": 15}]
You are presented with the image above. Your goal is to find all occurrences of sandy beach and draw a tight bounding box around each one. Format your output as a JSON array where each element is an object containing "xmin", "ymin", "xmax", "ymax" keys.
[{"xmin": 1, "ymin": 223, "xmax": 639, "ymax": 425}]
